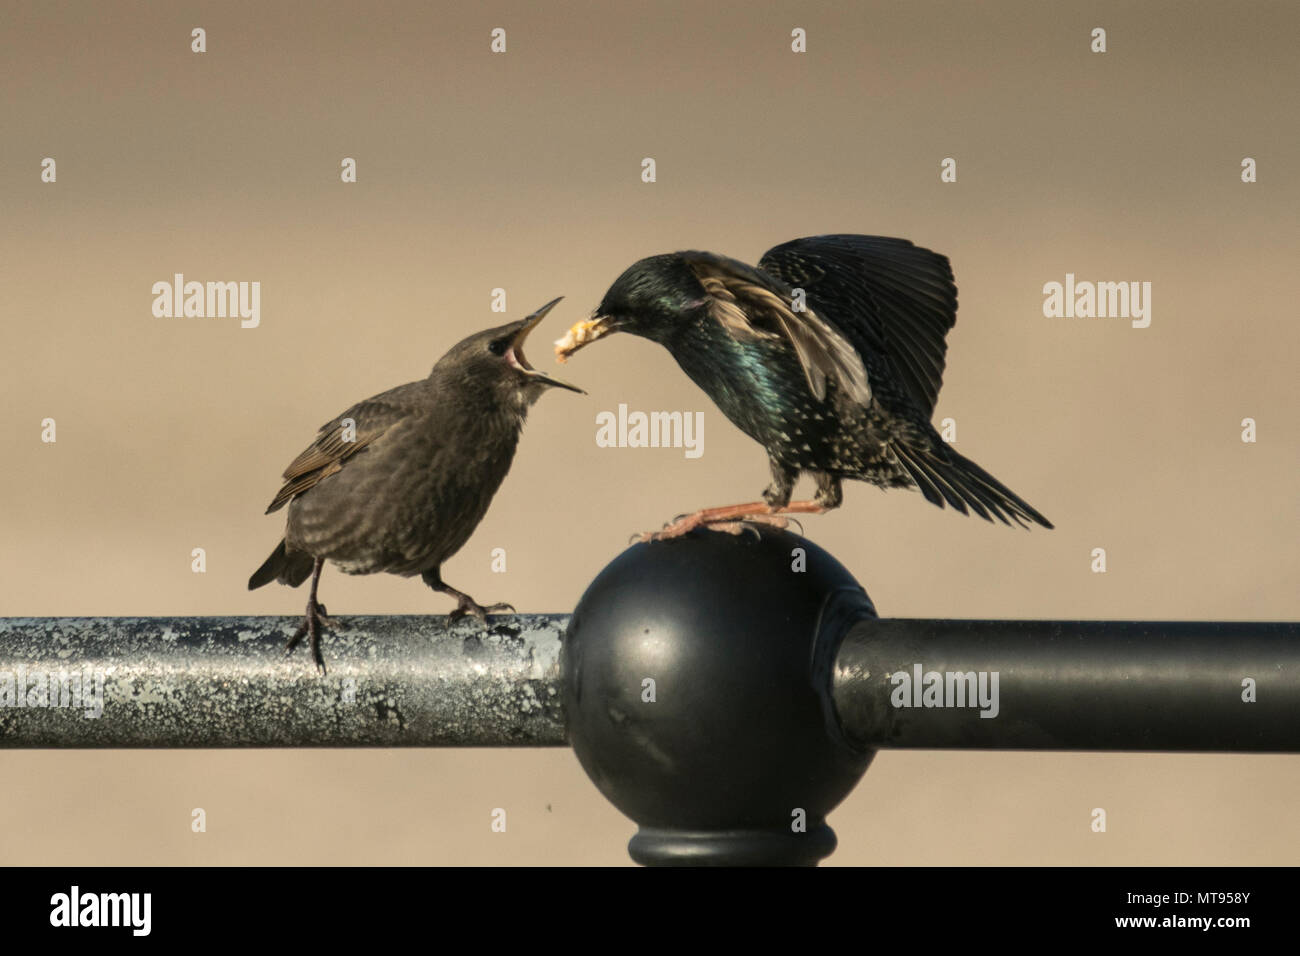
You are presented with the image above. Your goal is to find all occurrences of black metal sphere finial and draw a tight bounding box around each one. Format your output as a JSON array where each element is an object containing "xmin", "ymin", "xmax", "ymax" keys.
[{"xmin": 562, "ymin": 526, "xmax": 877, "ymax": 866}]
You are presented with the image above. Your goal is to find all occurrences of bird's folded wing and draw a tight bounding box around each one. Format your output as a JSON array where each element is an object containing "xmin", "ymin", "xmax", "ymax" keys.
[
  {"xmin": 757, "ymin": 235, "xmax": 957, "ymax": 417},
  {"xmin": 682, "ymin": 251, "xmax": 872, "ymax": 405},
  {"xmin": 264, "ymin": 391, "xmax": 414, "ymax": 514}
]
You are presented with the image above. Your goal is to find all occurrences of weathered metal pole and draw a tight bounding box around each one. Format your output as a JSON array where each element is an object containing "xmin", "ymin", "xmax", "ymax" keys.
[{"xmin": 0, "ymin": 615, "xmax": 567, "ymax": 747}]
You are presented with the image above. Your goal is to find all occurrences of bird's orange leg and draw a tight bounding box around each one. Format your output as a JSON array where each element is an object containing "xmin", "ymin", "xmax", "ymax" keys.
[{"xmin": 636, "ymin": 500, "xmax": 828, "ymax": 543}]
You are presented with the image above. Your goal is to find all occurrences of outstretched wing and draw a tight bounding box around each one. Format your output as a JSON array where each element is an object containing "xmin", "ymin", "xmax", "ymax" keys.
[
  {"xmin": 264, "ymin": 383, "xmax": 422, "ymax": 514},
  {"xmin": 757, "ymin": 235, "xmax": 957, "ymax": 416},
  {"xmin": 681, "ymin": 251, "xmax": 872, "ymax": 405}
]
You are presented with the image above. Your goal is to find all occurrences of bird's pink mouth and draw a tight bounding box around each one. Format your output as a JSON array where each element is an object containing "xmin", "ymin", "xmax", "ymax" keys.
[
  {"xmin": 506, "ymin": 343, "xmax": 533, "ymax": 373},
  {"xmin": 509, "ymin": 299, "xmax": 585, "ymax": 393}
]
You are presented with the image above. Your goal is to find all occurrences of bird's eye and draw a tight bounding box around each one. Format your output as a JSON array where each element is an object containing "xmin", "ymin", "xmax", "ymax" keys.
[{"xmin": 488, "ymin": 340, "xmax": 507, "ymax": 356}]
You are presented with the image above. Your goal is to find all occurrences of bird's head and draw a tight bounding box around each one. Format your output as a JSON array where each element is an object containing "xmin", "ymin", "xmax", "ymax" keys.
[
  {"xmin": 437, "ymin": 297, "xmax": 585, "ymax": 407},
  {"xmin": 554, "ymin": 253, "xmax": 708, "ymax": 361}
]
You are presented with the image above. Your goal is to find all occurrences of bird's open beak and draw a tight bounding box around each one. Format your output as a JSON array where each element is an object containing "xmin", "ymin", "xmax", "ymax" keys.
[
  {"xmin": 508, "ymin": 297, "xmax": 585, "ymax": 393},
  {"xmin": 554, "ymin": 314, "xmax": 619, "ymax": 363}
]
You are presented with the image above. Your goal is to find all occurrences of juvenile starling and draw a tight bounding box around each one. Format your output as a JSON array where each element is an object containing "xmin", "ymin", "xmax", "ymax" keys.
[
  {"xmin": 250, "ymin": 297, "xmax": 582, "ymax": 671},
  {"xmin": 555, "ymin": 235, "xmax": 1052, "ymax": 538}
]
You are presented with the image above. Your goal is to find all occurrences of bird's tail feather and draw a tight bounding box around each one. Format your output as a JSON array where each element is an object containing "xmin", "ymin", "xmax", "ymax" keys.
[
  {"xmin": 892, "ymin": 440, "xmax": 1053, "ymax": 530},
  {"xmin": 248, "ymin": 539, "xmax": 316, "ymax": 589}
]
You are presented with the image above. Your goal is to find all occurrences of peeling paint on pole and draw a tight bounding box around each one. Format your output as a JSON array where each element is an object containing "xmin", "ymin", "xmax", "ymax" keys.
[{"xmin": 0, "ymin": 615, "xmax": 568, "ymax": 747}]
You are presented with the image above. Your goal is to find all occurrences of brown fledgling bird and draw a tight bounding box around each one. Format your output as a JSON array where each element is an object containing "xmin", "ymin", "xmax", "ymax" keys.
[{"xmin": 249, "ymin": 297, "xmax": 582, "ymax": 672}]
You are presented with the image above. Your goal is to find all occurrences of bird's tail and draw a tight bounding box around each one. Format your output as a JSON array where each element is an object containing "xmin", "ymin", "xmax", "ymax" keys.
[
  {"xmin": 892, "ymin": 436, "xmax": 1053, "ymax": 529},
  {"xmin": 248, "ymin": 539, "xmax": 316, "ymax": 589}
]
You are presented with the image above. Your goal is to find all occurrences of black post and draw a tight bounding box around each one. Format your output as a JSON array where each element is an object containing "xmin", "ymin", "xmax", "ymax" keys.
[{"xmin": 562, "ymin": 528, "xmax": 877, "ymax": 866}]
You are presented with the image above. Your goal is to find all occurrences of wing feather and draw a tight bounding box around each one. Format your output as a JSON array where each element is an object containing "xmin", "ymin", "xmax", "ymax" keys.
[
  {"xmin": 758, "ymin": 235, "xmax": 958, "ymax": 416},
  {"xmin": 263, "ymin": 385, "xmax": 423, "ymax": 514},
  {"xmin": 683, "ymin": 252, "xmax": 871, "ymax": 404}
]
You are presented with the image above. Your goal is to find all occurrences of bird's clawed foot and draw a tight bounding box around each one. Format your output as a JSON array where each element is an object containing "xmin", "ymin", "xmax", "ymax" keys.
[
  {"xmin": 633, "ymin": 509, "xmax": 780, "ymax": 543},
  {"xmin": 422, "ymin": 572, "xmax": 514, "ymax": 622},
  {"xmin": 286, "ymin": 600, "xmax": 332, "ymax": 674},
  {"xmin": 694, "ymin": 513, "xmax": 803, "ymax": 540},
  {"xmin": 449, "ymin": 595, "xmax": 516, "ymax": 621},
  {"xmin": 634, "ymin": 501, "xmax": 824, "ymax": 542}
]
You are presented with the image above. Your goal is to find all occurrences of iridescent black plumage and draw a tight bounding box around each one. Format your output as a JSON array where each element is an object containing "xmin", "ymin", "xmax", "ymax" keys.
[{"xmin": 558, "ymin": 235, "xmax": 1051, "ymax": 531}]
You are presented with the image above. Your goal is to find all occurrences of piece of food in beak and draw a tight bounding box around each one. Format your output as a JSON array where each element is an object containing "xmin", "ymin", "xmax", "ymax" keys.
[{"xmin": 554, "ymin": 316, "xmax": 615, "ymax": 363}]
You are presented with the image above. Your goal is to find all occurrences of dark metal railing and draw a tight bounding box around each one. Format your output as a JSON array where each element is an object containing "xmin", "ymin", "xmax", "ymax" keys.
[
  {"xmin": 2, "ymin": 615, "xmax": 1296, "ymax": 752},
  {"xmin": 2, "ymin": 527, "xmax": 1296, "ymax": 865},
  {"xmin": 832, "ymin": 619, "xmax": 1300, "ymax": 752}
]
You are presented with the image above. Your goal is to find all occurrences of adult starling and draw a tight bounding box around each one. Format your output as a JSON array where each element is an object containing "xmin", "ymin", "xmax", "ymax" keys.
[
  {"xmin": 249, "ymin": 297, "xmax": 582, "ymax": 671},
  {"xmin": 555, "ymin": 235, "xmax": 1052, "ymax": 537}
]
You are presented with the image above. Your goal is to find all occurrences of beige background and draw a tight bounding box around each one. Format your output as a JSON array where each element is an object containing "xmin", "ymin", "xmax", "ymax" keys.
[{"xmin": 1, "ymin": 0, "xmax": 1296, "ymax": 864}]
